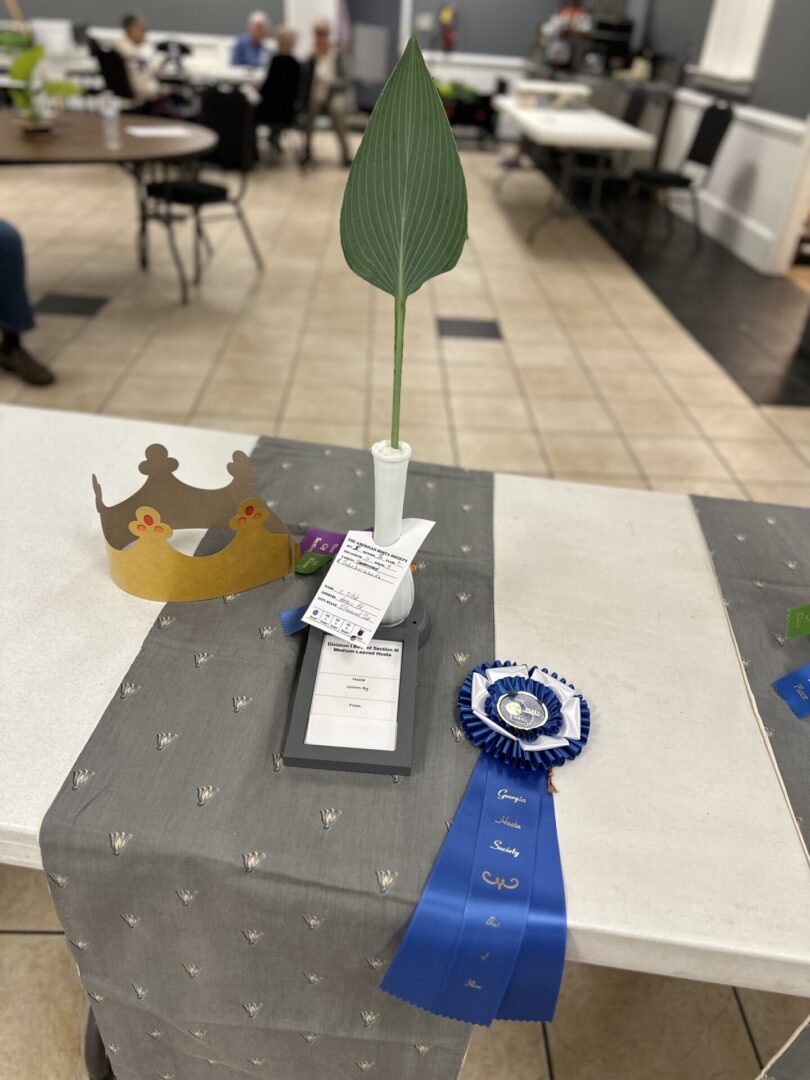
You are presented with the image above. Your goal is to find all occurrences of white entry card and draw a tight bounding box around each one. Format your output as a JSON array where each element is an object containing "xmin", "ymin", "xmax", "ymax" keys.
[
  {"xmin": 305, "ymin": 638, "xmax": 403, "ymax": 751},
  {"xmin": 301, "ymin": 519, "xmax": 434, "ymax": 648}
]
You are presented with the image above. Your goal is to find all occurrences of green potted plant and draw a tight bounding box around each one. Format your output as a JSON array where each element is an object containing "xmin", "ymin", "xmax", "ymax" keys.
[
  {"xmin": 340, "ymin": 37, "xmax": 467, "ymax": 625},
  {"xmin": 6, "ymin": 45, "xmax": 82, "ymax": 133}
]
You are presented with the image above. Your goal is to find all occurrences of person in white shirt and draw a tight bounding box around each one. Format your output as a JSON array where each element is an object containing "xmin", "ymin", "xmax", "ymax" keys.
[
  {"xmin": 116, "ymin": 12, "xmax": 165, "ymax": 106},
  {"xmin": 300, "ymin": 19, "xmax": 351, "ymax": 167}
]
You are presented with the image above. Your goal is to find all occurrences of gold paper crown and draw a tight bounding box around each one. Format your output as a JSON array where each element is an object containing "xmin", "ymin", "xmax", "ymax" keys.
[{"xmin": 92, "ymin": 444, "xmax": 295, "ymax": 602}]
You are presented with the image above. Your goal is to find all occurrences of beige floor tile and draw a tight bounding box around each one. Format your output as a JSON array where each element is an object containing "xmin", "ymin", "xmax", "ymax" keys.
[
  {"xmin": 736, "ymin": 988, "xmax": 810, "ymax": 1064},
  {"xmin": 644, "ymin": 346, "xmax": 721, "ymax": 375},
  {"xmin": 299, "ymin": 330, "xmax": 368, "ymax": 358},
  {"xmin": 0, "ymin": 374, "xmax": 23, "ymax": 402},
  {"xmin": 510, "ymin": 343, "xmax": 577, "ymax": 369},
  {"xmin": 688, "ymin": 403, "xmax": 780, "ymax": 440},
  {"xmin": 372, "ymin": 361, "xmax": 443, "ymax": 394},
  {"xmin": 211, "ymin": 352, "xmax": 294, "ymax": 383},
  {"xmin": 663, "ymin": 372, "xmax": 751, "ymax": 407},
  {"xmin": 370, "ymin": 391, "xmax": 450, "ymax": 429},
  {"xmin": 188, "ymin": 413, "xmax": 270, "ymax": 435},
  {"xmin": 577, "ymin": 346, "xmax": 651, "ymax": 373},
  {"xmin": 277, "ymin": 419, "xmax": 366, "ymax": 449},
  {"xmin": 283, "ymin": 382, "xmax": 366, "ymax": 424},
  {"xmin": 520, "ymin": 365, "xmax": 594, "ymax": 398},
  {"xmin": 590, "ymin": 369, "xmax": 672, "ymax": 402},
  {"xmin": 104, "ymin": 373, "xmax": 203, "ymax": 416},
  {"xmin": 744, "ymin": 483, "xmax": 810, "ymax": 508},
  {"xmin": 442, "ymin": 339, "xmax": 509, "ymax": 366},
  {"xmin": 103, "ymin": 406, "xmax": 188, "ymax": 425},
  {"xmin": 456, "ymin": 430, "xmax": 546, "ymax": 474},
  {"xmin": 714, "ymin": 439, "xmax": 810, "ymax": 483},
  {"xmin": 762, "ymin": 406, "xmax": 810, "ymax": 441},
  {"xmin": 610, "ymin": 399, "xmax": 698, "ymax": 437},
  {"xmin": 499, "ymin": 320, "xmax": 569, "ymax": 348},
  {"xmin": 52, "ymin": 341, "xmax": 139, "ymax": 373},
  {"xmin": 0, "ymin": 866, "xmax": 61, "ymax": 931},
  {"xmin": 548, "ymin": 964, "xmax": 759, "ymax": 1080},
  {"xmin": 15, "ymin": 369, "xmax": 120, "ymax": 412},
  {"xmin": 650, "ymin": 477, "xmax": 748, "ymax": 499},
  {"xmin": 565, "ymin": 324, "xmax": 633, "ymax": 350},
  {"xmin": 445, "ymin": 362, "xmax": 521, "ymax": 398},
  {"xmin": 0, "ymin": 935, "xmax": 87, "ymax": 1080},
  {"xmin": 196, "ymin": 378, "xmax": 285, "ymax": 419},
  {"xmin": 450, "ymin": 393, "xmax": 532, "ymax": 431},
  {"xmin": 459, "ymin": 1020, "xmax": 549, "ymax": 1080},
  {"xmin": 530, "ymin": 396, "xmax": 616, "ymax": 434},
  {"xmin": 554, "ymin": 473, "xmax": 649, "ymax": 490},
  {"xmin": 129, "ymin": 347, "xmax": 218, "ymax": 380},
  {"xmin": 545, "ymin": 433, "xmax": 638, "ymax": 477},
  {"xmin": 222, "ymin": 329, "xmax": 299, "ymax": 362},
  {"xmin": 629, "ymin": 436, "xmax": 730, "ymax": 479},
  {"xmin": 399, "ymin": 426, "xmax": 456, "ymax": 467},
  {"xmin": 293, "ymin": 356, "xmax": 370, "ymax": 388}
]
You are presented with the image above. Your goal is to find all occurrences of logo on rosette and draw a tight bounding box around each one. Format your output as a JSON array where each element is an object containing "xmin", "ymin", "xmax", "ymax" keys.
[{"xmin": 458, "ymin": 661, "xmax": 590, "ymax": 772}]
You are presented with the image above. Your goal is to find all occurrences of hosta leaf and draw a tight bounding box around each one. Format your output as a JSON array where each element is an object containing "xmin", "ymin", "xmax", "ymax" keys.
[
  {"xmin": 340, "ymin": 37, "xmax": 467, "ymax": 299},
  {"xmin": 10, "ymin": 45, "xmax": 43, "ymax": 83}
]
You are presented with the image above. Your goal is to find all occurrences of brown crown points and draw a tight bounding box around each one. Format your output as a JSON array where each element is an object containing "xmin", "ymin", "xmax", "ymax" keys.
[
  {"xmin": 93, "ymin": 444, "xmax": 285, "ymax": 551},
  {"xmin": 92, "ymin": 447, "xmax": 295, "ymax": 602}
]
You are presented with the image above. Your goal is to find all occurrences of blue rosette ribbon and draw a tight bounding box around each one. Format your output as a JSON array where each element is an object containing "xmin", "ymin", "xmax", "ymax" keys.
[{"xmin": 381, "ymin": 661, "xmax": 591, "ymax": 1026}]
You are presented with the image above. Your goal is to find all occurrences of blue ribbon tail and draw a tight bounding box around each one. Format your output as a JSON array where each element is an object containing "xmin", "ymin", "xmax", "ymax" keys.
[{"xmin": 381, "ymin": 755, "xmax": 567, "ymax": 1025}]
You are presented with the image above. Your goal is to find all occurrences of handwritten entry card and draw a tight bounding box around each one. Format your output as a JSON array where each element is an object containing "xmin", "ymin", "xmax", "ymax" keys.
[{"xmin": 301, "ymin": 519, "xmax": 434, "ymax": 647}]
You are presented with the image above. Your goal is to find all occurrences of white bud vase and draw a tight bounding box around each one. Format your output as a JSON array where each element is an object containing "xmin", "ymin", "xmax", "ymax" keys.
[{"xmin": 372, "ymin": 439, "xmax": 414, "ymax": 626}]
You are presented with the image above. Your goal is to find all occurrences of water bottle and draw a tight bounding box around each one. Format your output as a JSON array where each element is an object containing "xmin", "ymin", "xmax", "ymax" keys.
[{"xmin": 99, "ymin": 91, "xmax": 121, "ymax": 151}]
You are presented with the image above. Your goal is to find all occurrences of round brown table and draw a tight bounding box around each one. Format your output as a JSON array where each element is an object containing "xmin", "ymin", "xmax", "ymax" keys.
[
  {"xmin": 0, "ymin": 110, "xmax": 217, "ymax": 165},
  {"xmin": 0, "ymin": 111, "xmax": 218, "ymax": 301}
]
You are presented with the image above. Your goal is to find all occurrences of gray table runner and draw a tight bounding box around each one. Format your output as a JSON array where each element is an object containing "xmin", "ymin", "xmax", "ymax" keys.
[
  {"xmin": 762, "ymin": 1021, "xmax": 810, "ymax": 1080},
  {"xmin": 692, "ymin": 496, "xmax": 810, "ymax": 1080},
  {"xmin": 41, "ymin": 436, "xmax": 494, "ymax": 1080},
  {"xmin": 692, "ymin": 496, "xmax": 810, "ymax": 850}
]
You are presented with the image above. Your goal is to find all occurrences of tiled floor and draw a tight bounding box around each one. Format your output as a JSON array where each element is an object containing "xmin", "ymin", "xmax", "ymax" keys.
[
  {"xmin": 0, "ymin": 135, "xmax": 808, "ymax": 1077},
  {"xmin": 0, "ymin": 136, "xmax": 808, "ymax": 504}
]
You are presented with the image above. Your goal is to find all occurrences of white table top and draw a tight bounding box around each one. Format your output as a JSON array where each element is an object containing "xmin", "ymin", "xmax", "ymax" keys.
[
  {"xmin": 514, "ymin": 79, "xmax": 592, "ymax": 102},
  {"xmin": 494, "ymin": 93, "xmax": 655, "ymax": 151},
  {"xmin": 1, "ymin": 404, "xmax": 807, "ymax": 997}
]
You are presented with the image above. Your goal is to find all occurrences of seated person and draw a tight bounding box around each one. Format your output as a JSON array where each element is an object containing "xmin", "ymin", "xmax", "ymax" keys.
[
  {"xmin": 116, "ymin": 12, "xmax": 166, "ymax": 107},
  {"xmin": 300, "ymin": 19, "xmax": 351, "ymax": 167},
  {"xmin": 231, "ymin": 10, "xmax": 272, "ymax": 67},
  {"xmin": 0, "ymin": 222, "xmax": 54, "ymax": 386},
  {"xmin": 258, "ymin": 26, "xmax": 300, "ymax": 152}
]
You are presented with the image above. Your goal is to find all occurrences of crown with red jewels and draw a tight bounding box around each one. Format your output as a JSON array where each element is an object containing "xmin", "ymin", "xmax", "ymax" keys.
[{"xmin": 92, "ymin": 444, "xmax": 295, "ymax": 602}]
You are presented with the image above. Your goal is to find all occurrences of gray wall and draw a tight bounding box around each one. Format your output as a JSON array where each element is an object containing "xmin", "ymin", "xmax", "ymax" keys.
[
  {"xmin": 21, "ymin": 1, "xmax": 284, "ymax": 36},
  {"xmin": 750, "ymin": 0, "xmax": 810, "ymax": 118},
  {"xmin": 645, "ymin": 0, "xmax": 711, "ymax": 65},
  {"xmin": 411, "ymin": 0, "xmax": 557, "ymax": 58}
]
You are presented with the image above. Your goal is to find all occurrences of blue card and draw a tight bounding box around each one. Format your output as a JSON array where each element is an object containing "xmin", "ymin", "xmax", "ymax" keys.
[{"xmin": 772, "ymin": 662, "xmax": 810, "ymax": 719}]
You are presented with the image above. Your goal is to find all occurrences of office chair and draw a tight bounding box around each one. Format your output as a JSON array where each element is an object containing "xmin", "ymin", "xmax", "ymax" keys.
[
  {"xmin": 629, "ymin": 99, "xmax": 733, "ymax": 248},
  {"xmin": 143, "ymin": 85, "xmax": 263, "ymax": 303}
]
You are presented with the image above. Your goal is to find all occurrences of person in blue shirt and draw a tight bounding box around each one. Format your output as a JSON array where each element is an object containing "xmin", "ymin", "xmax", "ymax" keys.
[{"xmin": 231, "ymin": 11, "xmax": 272, "ymax": 67}]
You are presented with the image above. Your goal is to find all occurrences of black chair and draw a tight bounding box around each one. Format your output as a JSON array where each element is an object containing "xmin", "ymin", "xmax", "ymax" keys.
[
  {"xmin": 630, "ymin": 100, "xmax": 733, "ymax": 248},
  {"xmin": 257, "ymin": 53, "xmax": 302, "ymax": 154},
  {"xmin": 88, "ymin": 38, "xmax": 136, "ymax": 103},
  {"xmin": 143, "ymin": 85, "xmax": 264, "ymax": 303}
]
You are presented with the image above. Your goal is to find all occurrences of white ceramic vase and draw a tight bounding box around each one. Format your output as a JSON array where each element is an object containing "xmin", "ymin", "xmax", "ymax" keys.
[{"xmin": 372, "ymin": 438, "xmax": 414, "ymax": 626}]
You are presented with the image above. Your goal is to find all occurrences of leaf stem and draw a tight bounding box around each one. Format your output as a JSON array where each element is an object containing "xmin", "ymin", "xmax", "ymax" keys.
[{"xmin": 391, "ymin": 292, "xmax": 406, "ymax": 449}]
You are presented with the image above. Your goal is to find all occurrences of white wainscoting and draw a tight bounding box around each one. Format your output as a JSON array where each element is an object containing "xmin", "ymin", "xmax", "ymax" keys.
[{"xmin": 660, "ymin": 87, "xmax": 810, "ymax": 275}]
